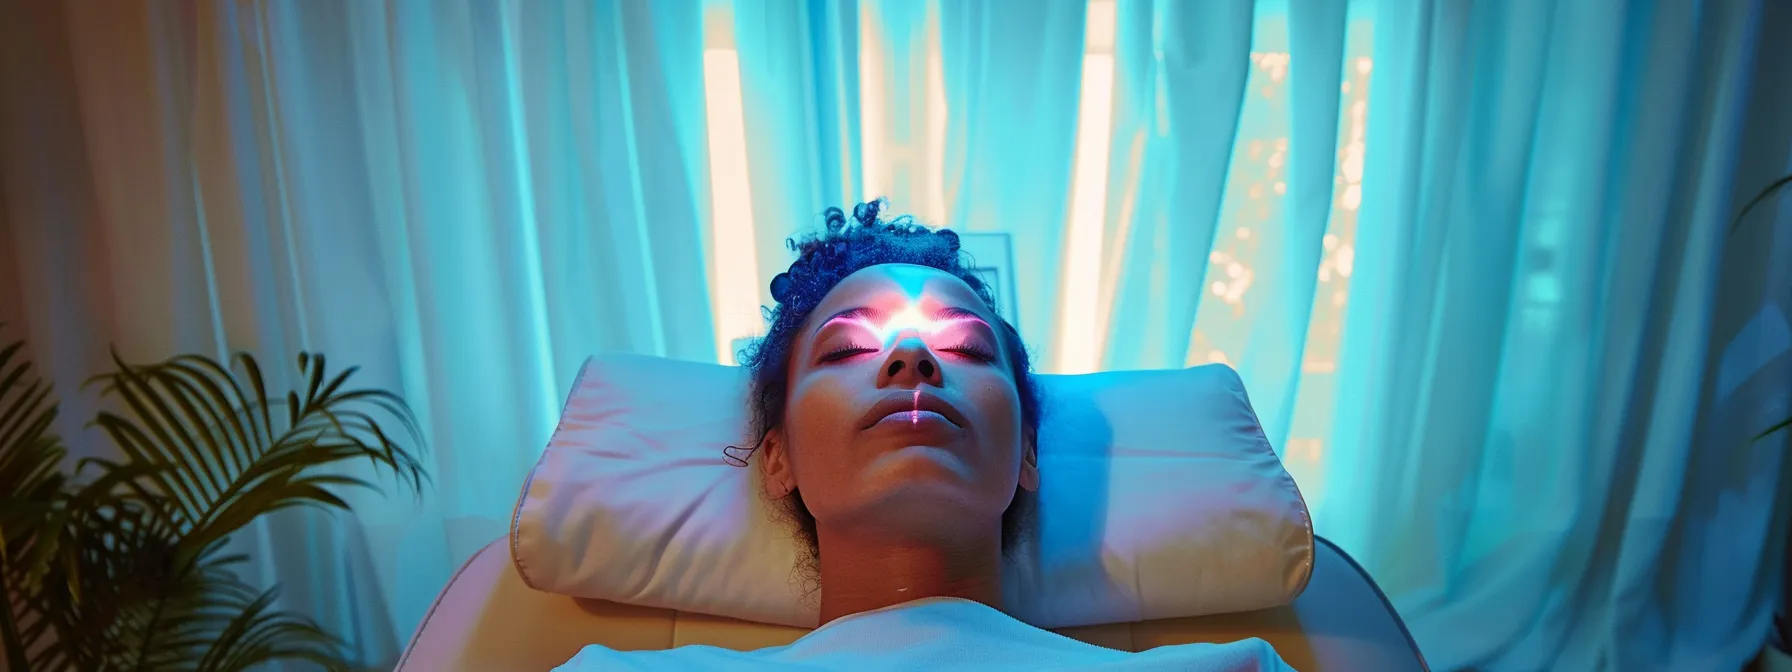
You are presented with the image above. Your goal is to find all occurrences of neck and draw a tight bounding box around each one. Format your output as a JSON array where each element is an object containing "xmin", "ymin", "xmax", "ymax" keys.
[{"xmin": 813, "ymin": 521, "xmax": 1005, "ymax": 625}]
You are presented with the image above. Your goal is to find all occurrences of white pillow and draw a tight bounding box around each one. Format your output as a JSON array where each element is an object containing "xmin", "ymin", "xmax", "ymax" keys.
[{"xmin": 509, "ymin": 354, "xmax": 1313, "ymax": 629}]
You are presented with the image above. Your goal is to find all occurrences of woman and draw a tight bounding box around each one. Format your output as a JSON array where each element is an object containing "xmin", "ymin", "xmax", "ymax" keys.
[{"xmin": 557, "ymin": 202, "xmax": 1290, "ymax": 671}]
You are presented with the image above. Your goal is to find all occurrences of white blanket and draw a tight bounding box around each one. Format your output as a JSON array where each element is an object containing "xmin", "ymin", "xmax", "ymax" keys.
[{"xmin": 553, "ymin": 597, "xmax": 1295, "ymax": 671}]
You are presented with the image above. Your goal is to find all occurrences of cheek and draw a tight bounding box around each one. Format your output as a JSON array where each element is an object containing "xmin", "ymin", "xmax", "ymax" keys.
[
  {"xmin": 780, "ymin": 376, "xmax": 858, "ymax": 477},
  {"xmin": 968, "ymin": 377, "xmax": 1026, "ymax": 462}
]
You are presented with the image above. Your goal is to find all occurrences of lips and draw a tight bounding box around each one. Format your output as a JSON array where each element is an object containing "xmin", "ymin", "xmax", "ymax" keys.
[{"xmin": 857, "ymin": 391, "xmax": 967, "ymax": 430}]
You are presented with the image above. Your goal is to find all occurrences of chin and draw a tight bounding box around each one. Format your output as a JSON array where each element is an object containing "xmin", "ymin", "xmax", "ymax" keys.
[
  {"xmin": 862, "ymin": 442, "xmax": 977, "ymax": 483},
  {"xmin": 846, "ymin": 469, "xmax": 1007, "ymax": 521}
]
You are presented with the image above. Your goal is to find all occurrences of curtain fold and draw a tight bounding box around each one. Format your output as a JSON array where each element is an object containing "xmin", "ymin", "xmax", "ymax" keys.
[
  {"xmin": 1096, "ymin": 0, "xmax": 1255, "ymax": 373},
  {"xmin": 1230, "ymin": 0, "xmax": 1345, "ymax": 446},
  {"xmin": 937, "ymin": 0, "xmax": 1086, "ymax": 358},
  {"xmin": 1315, "ymin": 0, "xmax": 1783, "ymax": 669},
  {"xmin": 733, "ymin": 0, "xmax": 862, "ymax": 315},
  {"xmin": 1, "ymin": 0, "xmax": 717, "ymax": 666},
  {"xmin": 2, "ymin": 0, "xmax": 1788, "ymax": 669}
]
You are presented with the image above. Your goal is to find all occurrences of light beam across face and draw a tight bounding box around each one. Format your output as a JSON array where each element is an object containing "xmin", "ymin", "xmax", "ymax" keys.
[{"xmin": 821, "ymin": 303, "xmax": 989, "ymax": 351}]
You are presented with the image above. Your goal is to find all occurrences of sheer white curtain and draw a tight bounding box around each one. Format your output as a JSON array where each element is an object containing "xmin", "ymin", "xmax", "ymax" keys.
[
  {"xmin": 1057, "ymin": 0, "xmax": 1785, "ymax": 667},
  {"xmin": 1322, "ymin": 2, "xmax": 1783, "ymax": 669},
  {"xmin": 0, "ymin": 0, "xmax": 719, "ymax": 666},
  {"xmin": 731, "ymin": 0, "xmax": 1088, "ymax": 357},
  {"xmin": 2, "ymin": 0, "xmax": 1789, "ymax": 670}
]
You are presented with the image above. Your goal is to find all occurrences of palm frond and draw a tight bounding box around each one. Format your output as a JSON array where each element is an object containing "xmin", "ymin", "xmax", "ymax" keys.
[
  {"xmin": 195, "ymin": 582, "xmax": 350, "ymax": 672},
  {"xmin": 0, "ymin": 337, "xmax": 67, "ymax": 528},
  {"xmin": 1731, "ymin": 175, "xmax": 1792, "ymax": 443},
  {"xmin": 24, "ymin": 490, "xmax": 184, "ymax": 671},
  {"xmin": 49, "ymin": 530, "xmax": 289, "ymax": 672},
  {"xmin": 86, "ymin": 350, "xmax": 427, "ymax": 553},
  {"xmin": 1757, "ymin": 416, "xmax": 1791, "ymax": 443},
  {"xmin": 33, "ymin": 507, "xmax": 335, "ymax": 672},
  {"xmin": 1731, "ymin": 173, "xmax": 1792, "ymax": 235},
  {"xmin": 68, "ymin": 349, "xmax": 427, "ymax": 666},
  {"xmin": 0, "ymin": 332, "xmax": 67, "ymax": 670},
  {"xmin": 5, "ymin": 331, "xmax": 429, "ymax": 671},
  {"xmin": 54, "ymin": 532, "xmax": 353, "ymax": 672}
]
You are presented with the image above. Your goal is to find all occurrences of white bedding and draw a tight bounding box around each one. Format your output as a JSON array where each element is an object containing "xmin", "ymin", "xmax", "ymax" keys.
[{"xmin": 552, "ymin": 597, "xmax": 1295, "ymax": 671}]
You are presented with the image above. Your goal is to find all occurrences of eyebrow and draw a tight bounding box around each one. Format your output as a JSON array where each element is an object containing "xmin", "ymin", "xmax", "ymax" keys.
[{"xmin": 812, "ymin": 305, "xmax": 991, "ymax": 336}]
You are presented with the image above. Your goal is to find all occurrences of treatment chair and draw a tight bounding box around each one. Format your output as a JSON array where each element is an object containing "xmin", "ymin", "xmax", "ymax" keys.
[
  {"xmin": 397, "ymin": 354, "xmax": 1429, "ymax": 670},
  {"xmin": 397, "ymin": 534, "xmax": 1426, "ymax": 670}
]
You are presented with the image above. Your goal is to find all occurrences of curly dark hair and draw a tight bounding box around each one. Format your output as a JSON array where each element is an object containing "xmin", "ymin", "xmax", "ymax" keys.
[{"xmin": 727, "ymin": 200, "xmax": 1042, "ymax": 590}]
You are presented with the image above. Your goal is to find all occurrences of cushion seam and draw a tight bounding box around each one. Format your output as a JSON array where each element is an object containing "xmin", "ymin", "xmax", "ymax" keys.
[
  {"xmin": 510, "ymin": 356, "xmax": 596, "ymax": 591},
  {"xmin": 1224, "ymin": 362, "xmax": 1317, "ymax": 601}
]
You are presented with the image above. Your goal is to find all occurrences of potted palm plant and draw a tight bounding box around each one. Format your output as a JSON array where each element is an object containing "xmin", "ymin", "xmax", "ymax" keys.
[{"xmin": 0, "ymin": 325, "xmax": 427, "ymax": 671}]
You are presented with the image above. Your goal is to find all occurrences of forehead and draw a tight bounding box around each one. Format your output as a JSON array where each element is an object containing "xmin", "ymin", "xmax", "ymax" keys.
[{"xmin": 808, "ymin": 264, "xmax": 987, "ymax": 318}]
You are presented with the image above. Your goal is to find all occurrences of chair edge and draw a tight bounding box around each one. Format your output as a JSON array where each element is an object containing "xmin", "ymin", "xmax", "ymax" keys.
[
  {"xmin": 401, "ymin": 534, "xmax": 1430, "ymax": 672},
  {"xmin": 1314, "ymin": 535, "xmax": 1429, "ymax": 672},
  {"xmin": 395, "ymin": 537, "xmax": 504, "ymax": 671}
]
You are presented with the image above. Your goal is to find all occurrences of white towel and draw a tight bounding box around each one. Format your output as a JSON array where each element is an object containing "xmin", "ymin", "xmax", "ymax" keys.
[{"xmin": 553, "ymin": 597, "xmax": 1295, "ymax": 671}]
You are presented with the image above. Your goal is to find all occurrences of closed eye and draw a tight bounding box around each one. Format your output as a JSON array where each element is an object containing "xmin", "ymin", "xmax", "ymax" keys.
[
  {"xmin": 941, "ymin": 344, "xmax": 996, "ymax": 362},
  {"xmin": 818, "ymin": 345, "xmax": 878, "ymax": 363}
]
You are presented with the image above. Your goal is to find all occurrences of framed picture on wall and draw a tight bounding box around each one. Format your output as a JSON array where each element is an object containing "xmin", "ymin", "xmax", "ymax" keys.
[{"xmin": 956, "ymin": 232, "xmax": 1019, "ymax": 324}]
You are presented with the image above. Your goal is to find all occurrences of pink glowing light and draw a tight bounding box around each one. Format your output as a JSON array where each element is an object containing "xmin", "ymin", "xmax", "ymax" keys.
[
  {"xmin": 829, "ymin": 304, "xmax": 986, "ymax": 348},
  {"xmin": 911, "ymin": 389, "xmax": 920, "ymax": 424}
]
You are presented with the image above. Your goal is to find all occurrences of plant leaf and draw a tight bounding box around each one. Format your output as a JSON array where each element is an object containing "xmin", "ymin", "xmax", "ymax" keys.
[
  {"xmin": 1731, "ymin": 173, "xmax": 1792, "ymax": 235},
  {"xmin": 46, "ymin": 348, "xmax": 429, "ymax": 667},
  {"xmin": 0, "ymin": 334, "xmax": 67, "ymax": 668},
  {"xmin": 1756, "ymin": 416, "xmax": 1792, "ymax": 443},
  {"xmin": 236, "ymin": 352, "xmax": 275, "ymax": 447},
  {"xmin": 195, "ymin": 581, "xmax": 350, "ymax": 672},
  {"xmin": 161, "ymin": 356, "xmax": 257, "ymax": 487},
  {"xmin": 92, "ymin": 350, "xmax": 427, "ymax": 542}
]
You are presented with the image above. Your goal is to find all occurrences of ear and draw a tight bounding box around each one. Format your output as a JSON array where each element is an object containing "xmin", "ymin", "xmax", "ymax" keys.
[
  {"xmin": 760, "ymin": 427, "xmax": 796, "ymax": 499},
  {"xmin": 1018, "ymin": 427, "xmax": 1040, "ymax": 492}
]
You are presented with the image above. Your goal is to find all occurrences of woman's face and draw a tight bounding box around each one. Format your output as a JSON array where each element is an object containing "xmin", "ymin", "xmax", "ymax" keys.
[{"xmin": 761, "ymin": 263, "xmax": 1038, "ymax": 535}]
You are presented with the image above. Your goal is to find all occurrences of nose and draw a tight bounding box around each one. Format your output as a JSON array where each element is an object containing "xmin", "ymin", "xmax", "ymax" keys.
[{"xmin": 877, "ymin": 335, "xmax": 943, "ymax": 388}]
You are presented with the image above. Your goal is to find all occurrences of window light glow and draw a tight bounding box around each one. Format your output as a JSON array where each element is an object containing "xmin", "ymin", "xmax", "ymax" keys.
[
  {"xmin": 701, "ymin": 45, "xmax": 764, "ymax": 364},
  {"xmin": 858, "ymin": 7, "xmax": 886, "ymax": 201},
  {"xmin": 924, "ymin": 21, "xmax": 948, "ymax": 223},
  {"xmin": 1054, "ymin": 0, "xmax": 1118, "ymax": 375}
]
